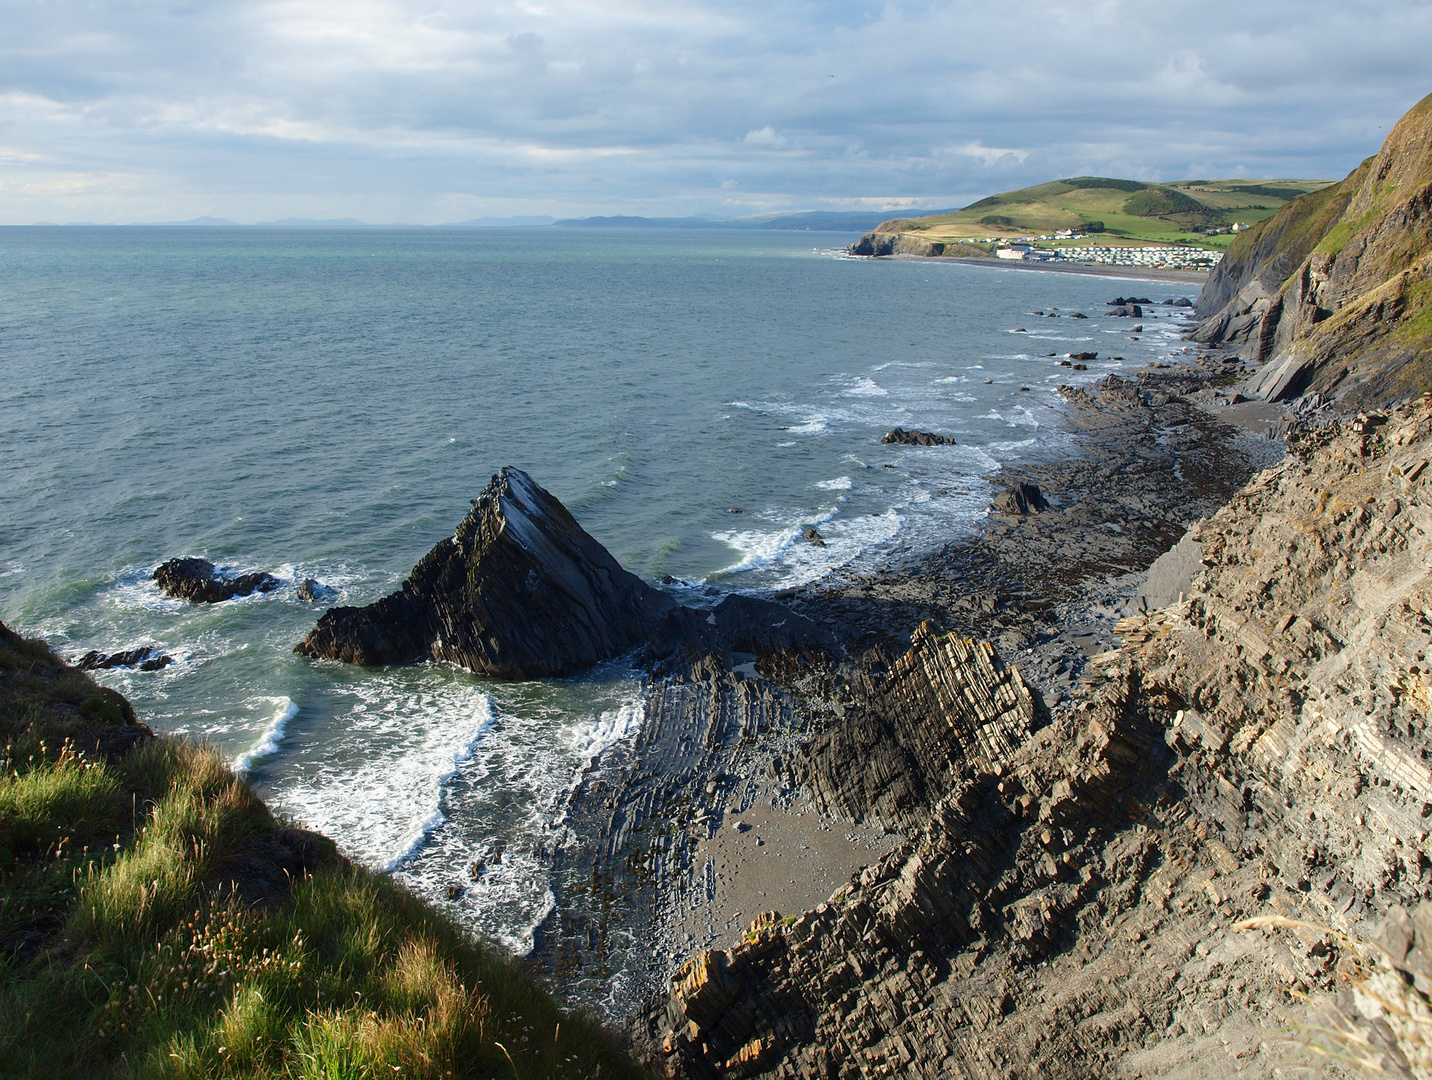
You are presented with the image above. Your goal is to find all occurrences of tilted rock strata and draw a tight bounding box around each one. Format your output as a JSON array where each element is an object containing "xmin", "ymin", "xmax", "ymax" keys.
[
  {"xmin": 1122, "ymin": 398, "xmax": 1432, "ymax": 923},
  {"xmin": 640, "ymin": 397, "xmax": 1432, "ymax": 1080},
  {"xmin": 1195, "ymin": 92, "xmax": 1432, "ymax": 407},
  {"xmin": 296, "ymin": 467, "xmax": 678, "ymax": 679},
  {"xmin": 798, "ymin": 624, "xmax": 1036, "ymax": 830}
]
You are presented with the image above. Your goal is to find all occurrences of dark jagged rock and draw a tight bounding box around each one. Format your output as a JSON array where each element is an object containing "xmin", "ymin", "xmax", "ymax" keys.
[
  {"xmin": 990, "ymin": 482, "xmax": 1049, "ymax": 516},
  {"xmin": 804, "ymin": 527, "xmax": 825, "ymax": 548},
  {"xmin": 1107, "ymin": 296, "xmax": 1152, "ymax": 306},
  {"xmin": 849, "ymin": 231, "xmax": 945, "ymax": 257},
  {"xmin": 153, "ymin": 558, "xmax": 279, "ymax": 604},
  {"xmin": 1068, "ymin": 351, "xmax": 1097, "ymax": 361},
  {"xmin": 798, "ymin": 623, "xmax": 1037, "ymax": 830},
  {"xmin": 296, "ymin": 467, "xmax": 680, "ymax": 679},
  {"xmin": 297, "ymin": 578, "xmax": 329, "ymax": 603},
  {"xmin": 77, "ymin": 647, "xmax": 173, "ymax": 672},
  {"xmin": 1105, "ymin": 303, "xmax": 1142, "ymax": 317},
  {"xmin": 881, "ymin": 427, "xmax": 957, "ymax": 447}
]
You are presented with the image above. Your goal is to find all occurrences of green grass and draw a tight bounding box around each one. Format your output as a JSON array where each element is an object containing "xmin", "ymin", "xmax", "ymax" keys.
[
  {"xmin": 0, "ymin": 622, "xmax": 647, "ymax": 1080},
  {"xmin": 875, "ymin": 175, "xmax": 1335, "ymax": 250}
]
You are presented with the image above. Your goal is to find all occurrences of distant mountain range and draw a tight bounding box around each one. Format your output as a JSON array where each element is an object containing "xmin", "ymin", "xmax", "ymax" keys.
[
  {"xmin": 551, "ymin": 210, "xmax": 961, "ymax": 232},
  {"xmin": 26, "ymin": 210, "xmax": 955, "ymax": 232}
]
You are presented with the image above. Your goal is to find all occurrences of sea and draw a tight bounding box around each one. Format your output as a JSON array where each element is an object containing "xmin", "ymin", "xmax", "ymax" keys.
[{"xmin": 0, "ymin": 225, "xmax": 1198, "ymax": 976}]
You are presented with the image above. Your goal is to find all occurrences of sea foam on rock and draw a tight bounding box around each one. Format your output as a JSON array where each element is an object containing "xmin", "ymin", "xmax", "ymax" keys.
[
  {"xmin": 153, "ymin": 558, "xmax": 280, "ymax": 603},
  {"xmin": 296, "ymin": 467, "xmax": 682, "ymax": 679}
]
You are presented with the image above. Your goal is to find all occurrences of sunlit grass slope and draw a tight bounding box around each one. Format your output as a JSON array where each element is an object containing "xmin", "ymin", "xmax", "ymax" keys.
[
  {"xmin": 0, "ymin": 620, "xmax": 646, "ymax": 1080},
  {"xmin": 877, "ymin": 177, "xmax": 1335, "ymax": 250}
]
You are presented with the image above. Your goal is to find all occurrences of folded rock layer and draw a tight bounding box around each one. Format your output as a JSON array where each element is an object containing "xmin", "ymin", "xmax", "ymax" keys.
[{"xmin": 296, "ymin": 467, "xmax": 678, "ymax": 679}]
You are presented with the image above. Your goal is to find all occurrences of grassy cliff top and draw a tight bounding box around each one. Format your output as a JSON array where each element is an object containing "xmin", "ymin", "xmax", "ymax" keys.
[
  {"xmin": 0, "ymin": 620, "xmax": 645, "ymax": 1080},
  {"xmin": 877, "ymin": 177, "xmax": 1334, "ymax": 250}
]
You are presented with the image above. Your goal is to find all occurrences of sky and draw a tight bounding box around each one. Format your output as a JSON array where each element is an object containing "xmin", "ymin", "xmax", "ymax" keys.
[{"xmin": 1, "ymin": 0, "xmax": 1429, "ymax": 224}]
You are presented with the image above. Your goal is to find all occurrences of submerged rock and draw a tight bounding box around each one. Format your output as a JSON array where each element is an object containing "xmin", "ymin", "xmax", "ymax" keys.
[
  {"xmin": 295, "ymin": 467, "xmax": 679, "ymax": 679},
  {"xmin": 881, "ymin": 427, "xmax": 957, "ymax": 447},
  {"xmin": 153, "ymin": 558, "xmax": 280, "ymax": 604},
  {"xmin": 78, "ymin": 647, "xmax": 173, "ymax": 672}
]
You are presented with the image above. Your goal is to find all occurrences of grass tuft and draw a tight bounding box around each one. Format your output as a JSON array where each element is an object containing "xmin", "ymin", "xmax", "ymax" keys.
[{"xmin": 0, "ymin": 619, "xmax": 647, "ymax": 1079}]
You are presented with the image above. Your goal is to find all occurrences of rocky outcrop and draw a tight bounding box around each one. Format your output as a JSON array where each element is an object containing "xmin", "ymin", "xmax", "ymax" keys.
[
  {"xmin": 1194, "ymin": 92, "xmax": 1432, "ymax": 407},
  {"xmin": 849, "ymin": 232, "xmax": 946, "ymax": 258},
  {"xmin": 989, "ymin": 482, "xmax": 1048, "ymax": 516},
  {"xmin": 297, "ymin": 578, "xmax": 330, "ymax": 603},
  {"xmin": 639, "ymin": 395, "xmax": 1432, "ymax": 1080},
  {"xmin": 153, "ymin": 558, "xmax": 279, "ymax": 603},
  {"xmin": 647, "ymin": 594, "xmax": 835, "ymax": 665},
  {"xmin": 296, "ymin": 467, "xmax": 679, "ymax": 679},
  {"xmin": 881, "ymin": 428, "xmax": 957, "ymax": 447},
  {"xmin": 77, "ymin": 647, "xmax": 172, "ymax": 672},
  {"xmin": 797, "ymin": 623, "xmax": 1037, "ymax": 830}
]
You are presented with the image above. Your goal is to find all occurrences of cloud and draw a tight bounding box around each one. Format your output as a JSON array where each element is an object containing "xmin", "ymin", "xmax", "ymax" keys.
[
  {"xmin": 954, "ymin": 142, "xmax": 1029, "ymax": 166},
  {"xmin": 742, "ymin": 127, "xmax": 787, "ymax": 148},
  {"xmin": 0, "ymin": 0, "xmax": 1427, "ymax": 221}
]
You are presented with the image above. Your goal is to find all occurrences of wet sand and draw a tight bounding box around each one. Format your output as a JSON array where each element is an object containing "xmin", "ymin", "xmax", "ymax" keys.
[{"xmin": 676, "ymin": 802, "xmax": 899, "ymax": 951}]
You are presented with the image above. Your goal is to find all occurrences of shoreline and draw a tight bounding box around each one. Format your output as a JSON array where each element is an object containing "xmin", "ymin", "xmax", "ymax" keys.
[
  {"xmin": 531, "ymin": 341, "xmax": 1293, "ymax": 1024},
  {"xmin": 866, "ymin": 251, "xmax": 1212, "ymax": 284}
]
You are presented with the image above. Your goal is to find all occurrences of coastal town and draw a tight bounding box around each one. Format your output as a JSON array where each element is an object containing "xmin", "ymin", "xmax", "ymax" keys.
[{"xmin": 987, "ymin": 233, "xmax": 1226, "ymax": 269}]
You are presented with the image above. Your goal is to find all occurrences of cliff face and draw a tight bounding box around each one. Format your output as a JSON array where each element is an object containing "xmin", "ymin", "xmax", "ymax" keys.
[
  {"xmin": 639, "ymin": 398, "xmax": 1432, "ymax": 1079},
  {"xmin": 297, "ymin": 467, "xmax": 677, "ymax": 679},
  {"xmin": 849, "ymin": 231, "xmax": 948, "ymax": 257},
  {"xmin": 1196, "ymin": 92, "xmax": 1432, "ymax": 408}
]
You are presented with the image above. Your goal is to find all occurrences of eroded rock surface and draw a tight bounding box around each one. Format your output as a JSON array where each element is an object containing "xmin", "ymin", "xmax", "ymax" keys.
[
  {"xmin": 881, "ymin": 428, "xmax": 957, "ymax": 447},
  {"xmin": 297, "ymin": 467, "xmax": 678, "ymax": 679},
  {"xmin": 153, "ymin": 557, "xmax": 279, "ymax": 603},
  {"xmin": 1193, "ymin": 92, "xmax": 1432, "ymax": 408},
  {"xmin": 636, "ymin": 397, "xmax": 1432, "ymax": 1079},
  {"xmin": 77, "ymin": 647, "xmax": 172, "ymax": 672}
]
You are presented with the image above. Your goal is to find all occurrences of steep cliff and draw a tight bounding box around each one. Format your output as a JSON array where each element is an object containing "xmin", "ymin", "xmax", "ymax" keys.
[
  {"xmin": 297, "ymin": 467, "xmax": 678, "ymax": 679},
  {"xmin": 639, "ymin": 396, "xmax": 1432, "ymax": 1079},
  {"xmin": 1195, "ymin": 92, "xmax": 1432, "ymax": 408}
]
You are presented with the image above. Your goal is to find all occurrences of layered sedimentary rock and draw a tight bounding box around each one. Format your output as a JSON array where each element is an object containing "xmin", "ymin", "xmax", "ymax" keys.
[
  {"xmin": 153, "ymin": 557, "xmax": 279, "ymax": 603},
  {"xmin": 297, "ymin": 467, "xmax": 678, "ymax": 679},
  {"xmin": 639, "ymin": 397, "xmax": 1432, "ymax": 1079},
  {"xmin": 798, "ymin": 623, "xmax": 1037, "ymax": 830},
  {"xmin": 849, "ymin": 232, "xmax": 946, "ymax": 258},
  {"xmin": 1194, "ymin": 92, "xmax": 1432, "ymax": 407}
]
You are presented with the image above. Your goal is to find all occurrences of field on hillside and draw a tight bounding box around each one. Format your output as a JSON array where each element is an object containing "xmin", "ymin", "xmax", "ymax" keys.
[{"xmin": 880, "ymin": 177, "xmax": 1333, "ymax": 250}]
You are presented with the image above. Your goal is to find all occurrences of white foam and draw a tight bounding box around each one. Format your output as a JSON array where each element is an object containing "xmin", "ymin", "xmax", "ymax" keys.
[
  {"xmin": 267, "ymin": 676, "xmax": 494, "ymax": 875},
  {"xmin": 787, "ymin": 415, "xmax": 828, "ymax": 434},
  {"xmin": 570, "ymin": 698, "xmax": 644, "ymax": 763},
  {"xmin": 711, "ymin": 506, "xmax": 901, "ymax": 588},
  {"xmin": 816, "ymin": 476, "xmax": 853, "ymax": 491},
  {"xmin": 842, "ymin": 376, "xmax": 888, "ymax": 398},
  {"xmin": 233, "ymin": 697, "xmax": 298, "ymax": 777}
]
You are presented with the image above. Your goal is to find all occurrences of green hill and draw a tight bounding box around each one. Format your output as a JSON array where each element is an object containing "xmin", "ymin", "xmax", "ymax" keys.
[{"xmin": 871, "ymin": 176, "xmax": 1332, "ymax": 252}]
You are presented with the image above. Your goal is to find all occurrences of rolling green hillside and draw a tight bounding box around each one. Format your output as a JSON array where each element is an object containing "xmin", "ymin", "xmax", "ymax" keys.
[{"xmin": 875, "ymin": 177, "xmax": 1333, "ymax": 251}]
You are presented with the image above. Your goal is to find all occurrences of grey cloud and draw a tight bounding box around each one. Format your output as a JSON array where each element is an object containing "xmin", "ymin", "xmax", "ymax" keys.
[{"xmin": 0, "ymin": 0, "xmax": 1427, "ymax": 222}]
